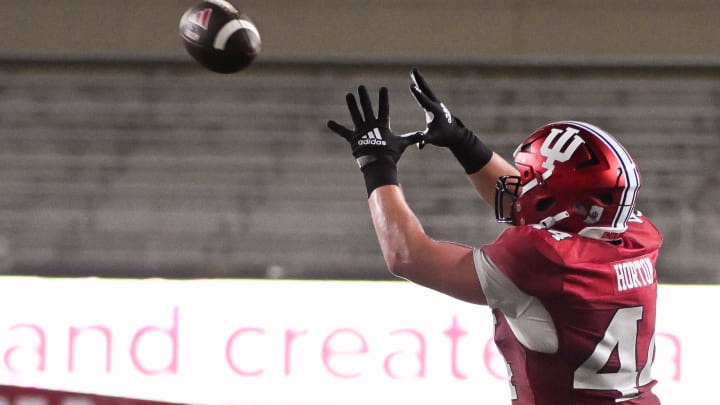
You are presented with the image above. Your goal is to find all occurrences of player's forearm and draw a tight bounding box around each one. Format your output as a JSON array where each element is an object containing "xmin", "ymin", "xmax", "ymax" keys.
[
  {"xmin": 368, "ymin": 184, "xmax": 487, "ymax": 304},
  {"xmin": 467, "ymin": 152, "xmax": 520, "ymax": 207},
  {"xmin": 368, "ymin": 185, "xmax": 432, "ymax": 278}
]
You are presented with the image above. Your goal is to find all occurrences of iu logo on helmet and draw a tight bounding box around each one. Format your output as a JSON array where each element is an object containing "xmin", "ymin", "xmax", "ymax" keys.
[{"xmin": 540, "ymin": 127, "xmax": 586, "ymax": 171}]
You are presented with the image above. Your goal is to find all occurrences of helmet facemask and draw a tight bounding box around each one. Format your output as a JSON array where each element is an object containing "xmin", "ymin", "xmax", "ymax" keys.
[{"xmin": 495, "ymin": 175, "xmax": 522, "ymax": 223}]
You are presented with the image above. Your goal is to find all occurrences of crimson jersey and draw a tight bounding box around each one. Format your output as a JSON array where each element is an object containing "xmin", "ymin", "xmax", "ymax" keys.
[{"xmin": 475, "ymin": 214, "xmax": 662, "ymax": 405}]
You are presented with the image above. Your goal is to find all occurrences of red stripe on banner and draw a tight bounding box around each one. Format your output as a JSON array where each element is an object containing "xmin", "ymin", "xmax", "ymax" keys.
[{"xmin": 0, "ymin": 385, "xmax": 188, "ymax": 405}]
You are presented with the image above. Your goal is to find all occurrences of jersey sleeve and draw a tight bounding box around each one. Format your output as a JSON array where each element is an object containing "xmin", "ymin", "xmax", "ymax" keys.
[
  {"xmin": 473, "ymin": 248, "xmax": 532, "ymax": 317},
  {"xmin": 473, "ymin": 247, "xmax": 559, "ymax": 353}
]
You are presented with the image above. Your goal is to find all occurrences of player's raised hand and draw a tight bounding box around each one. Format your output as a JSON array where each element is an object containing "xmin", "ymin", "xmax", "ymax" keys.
[
  {"xmin": 328, "ymin": 85, "xmax": 422, "ymax": 197},
  {"xmin": 410, "ymin": 67, "xmax": 471, "ymax": 149},
  {"xmin": 328, "ymin": 85, "xmax": 422, "ymax": 169},
  {"xmin": 409, "ymin": 68, "xmax": 493, "ymax": 174}
]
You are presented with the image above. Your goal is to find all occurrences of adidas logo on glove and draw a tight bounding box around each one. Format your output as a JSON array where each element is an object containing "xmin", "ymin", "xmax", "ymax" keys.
[{"xmin": 358, "ymin": 128, "xmax": 387, "ymax": 146}]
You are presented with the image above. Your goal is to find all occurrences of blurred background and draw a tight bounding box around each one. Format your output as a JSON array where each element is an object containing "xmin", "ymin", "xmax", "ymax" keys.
[{"xmin": 0, "ymin": 0, "xmax": 718, "ymax": 284}]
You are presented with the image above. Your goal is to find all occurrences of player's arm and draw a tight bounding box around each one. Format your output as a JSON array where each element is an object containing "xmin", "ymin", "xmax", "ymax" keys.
[
  {"xmin": 327, "ymin": 86, "xmax": 487, "ymax": 305},
  {"xmin": 409, "ymin": 68, "xmax": 520, "ymax": 206},
  {"xmin": 368, "ymin": 185, "xmax": 486, "ymax": 305}
]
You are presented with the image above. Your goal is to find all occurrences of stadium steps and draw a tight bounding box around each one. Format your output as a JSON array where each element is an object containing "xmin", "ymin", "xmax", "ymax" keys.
[{"xmin": 0, "ymin": 68, "xmax": 718, "ymax": 281}]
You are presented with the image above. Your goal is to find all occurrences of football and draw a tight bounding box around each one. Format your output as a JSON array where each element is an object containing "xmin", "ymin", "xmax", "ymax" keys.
[{"xmin": 179, "ymin": 0, "xmax": 261, "ymax": 74}]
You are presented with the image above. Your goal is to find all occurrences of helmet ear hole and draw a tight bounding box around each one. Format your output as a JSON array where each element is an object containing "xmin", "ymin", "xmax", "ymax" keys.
[
  {"xmin": 595, "ymin": 193, "xmax": 614, "ymax": 205},
  {"xmin": 536, "ymin": 197, "xmax": 555, "ymax": 212}
]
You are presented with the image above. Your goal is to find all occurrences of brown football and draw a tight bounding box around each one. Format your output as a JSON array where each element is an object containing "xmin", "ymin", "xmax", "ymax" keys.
[{"xmin": 179, "ymin": 0, "xmax": 261, "ymax": 73}]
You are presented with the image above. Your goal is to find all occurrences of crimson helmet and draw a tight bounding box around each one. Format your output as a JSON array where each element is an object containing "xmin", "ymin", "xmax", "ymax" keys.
[{"xmin": 495, "ymin": 121, "xmax": 641, "ymax": 241}]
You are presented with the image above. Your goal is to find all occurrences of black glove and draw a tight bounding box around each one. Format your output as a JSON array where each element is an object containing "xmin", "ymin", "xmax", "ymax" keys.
[
  {"xmin": 409, "ymin": 67, "xmax": 493, "ymax": 174},
  {"xmin": 328, "ymin": 85, "xmax": 422, "ymax": 196}
]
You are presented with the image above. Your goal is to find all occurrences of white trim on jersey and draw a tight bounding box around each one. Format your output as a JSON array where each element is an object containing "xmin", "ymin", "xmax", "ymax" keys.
[{"xmin": 473, "ymin": 248, "xmax": 558, "ymax": 354}]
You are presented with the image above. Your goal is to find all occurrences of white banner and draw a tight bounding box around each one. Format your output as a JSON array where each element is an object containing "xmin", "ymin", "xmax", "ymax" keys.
[{"xmin": 0, "ymin": 277, "xmax": 713, "ymax": 405}]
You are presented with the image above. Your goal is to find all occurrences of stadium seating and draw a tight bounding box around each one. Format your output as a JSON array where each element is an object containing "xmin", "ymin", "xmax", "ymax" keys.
[{"xmin": 0, "ymin": 65, "xmax": 717, "ymax": 282}]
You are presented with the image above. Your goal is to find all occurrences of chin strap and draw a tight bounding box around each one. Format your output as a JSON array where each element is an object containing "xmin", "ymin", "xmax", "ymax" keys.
[{"xmin": 539, "ymin": 211, "xmax": 570, "ymax": 229}]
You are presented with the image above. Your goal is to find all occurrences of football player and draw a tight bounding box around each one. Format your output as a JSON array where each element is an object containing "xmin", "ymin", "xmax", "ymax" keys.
[{"xmin": 327, "ymin": 68, "xmax": 663, "ymax": 405}]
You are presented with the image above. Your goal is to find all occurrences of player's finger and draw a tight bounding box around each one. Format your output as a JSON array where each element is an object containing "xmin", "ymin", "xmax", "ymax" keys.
[
  {"xmin": 410, "ymin": 68, "xmax": 438, "ymax": 102},
  {"xmin": 396, "ymin": 131, "xmax": 423, "ymax": 154},
  {"xmin": 417, "ymin": 135, "xmax": 428, "ymax": 150},
  {"xmin": 345, "ymin": 92, "xmax": 363, "ymax": 128},
  {"xmin": 400, "ymin": 131, "xmax": 423, "ymax": 145},
  {"xmin": 357, "ymin": 85, "xmax": 377, "ymax": 122},
  {"xmin": 327, "ymin": 120, "xmax": 354, "ymax": 141},
  {"xmin": 409, "ymin": 84, "xmax": 438, "ymax": 111},
  {"xmin": 377, "ymin": 87, "xmax": 389, "ymax": 125}
]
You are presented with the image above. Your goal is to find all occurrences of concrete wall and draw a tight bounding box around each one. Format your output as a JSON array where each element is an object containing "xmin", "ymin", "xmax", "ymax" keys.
[{"xmin": 3, "ymin": 0, "xmax": 720, "ymax": 61}]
